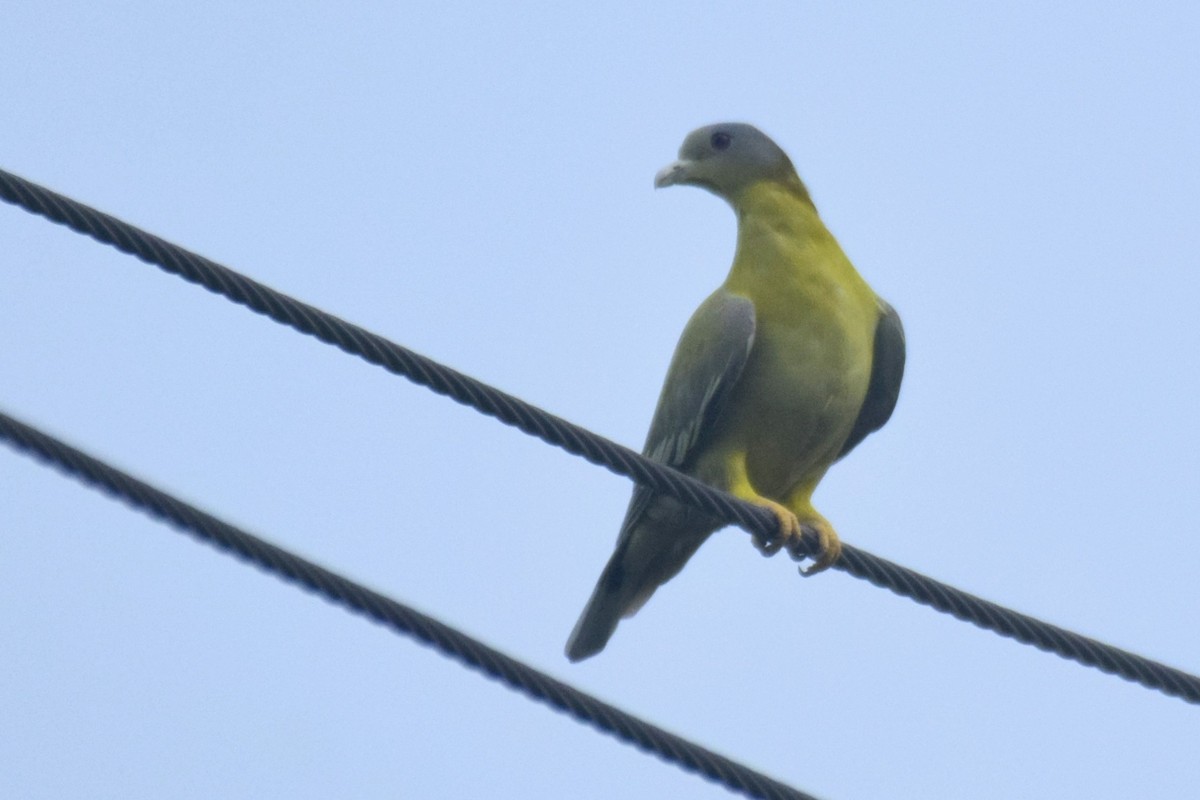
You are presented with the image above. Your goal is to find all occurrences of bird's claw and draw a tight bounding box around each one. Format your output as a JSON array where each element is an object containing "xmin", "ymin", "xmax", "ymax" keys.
[
  {"xmin": 752, "ymin": 529, "xmax": 784, "ymax": 556},
  {"xmin": 793, "ymin": 521, "xmax": 842, "ymax": 576},
  {"xmin": 750, "ymin": 499, "xmax": 802, "ymax": 557},
  {"xmin": 749, "ymin": 499, "xmax": 842, "ymax": 574}
]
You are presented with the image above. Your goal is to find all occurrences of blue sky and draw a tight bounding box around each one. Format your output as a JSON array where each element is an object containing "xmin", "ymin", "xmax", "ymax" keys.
[{"xmin": 2, "ymin": 3, "xmax": 1198, "ymax": 798}]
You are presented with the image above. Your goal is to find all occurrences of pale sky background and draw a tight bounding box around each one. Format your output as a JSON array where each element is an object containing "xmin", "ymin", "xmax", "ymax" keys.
[{"xmin": 2, "ymin": 3, "xmax": 1199, "ymax": 798}]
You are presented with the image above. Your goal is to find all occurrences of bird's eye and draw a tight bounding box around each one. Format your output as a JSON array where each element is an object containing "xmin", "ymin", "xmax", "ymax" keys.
[{"xmin": 711, "ymin": 131, "xmax": 732, "ymax": 151}]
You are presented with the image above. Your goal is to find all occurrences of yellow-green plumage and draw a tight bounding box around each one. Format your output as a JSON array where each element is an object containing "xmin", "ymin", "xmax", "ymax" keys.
[
  {"xmin": 566, "ymin": 123, "xmax": 904, "ymax": 662},
  {"xmin": 701, "ymin": 182, "xmax": 878, "ymax": 503}
]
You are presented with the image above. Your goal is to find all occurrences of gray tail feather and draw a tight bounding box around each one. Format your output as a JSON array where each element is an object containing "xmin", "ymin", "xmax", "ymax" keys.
[
  {"xmin": 565, "ymin": 517, "xmax": 713, "ymax": 662},
  {"xmin": 565, "ymin": 550, "xmax": 654, "ymax": 662}
]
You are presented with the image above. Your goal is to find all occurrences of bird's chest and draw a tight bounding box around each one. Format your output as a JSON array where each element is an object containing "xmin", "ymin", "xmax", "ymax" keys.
[{"xmin": 720, "ymin": 267, "xmax": 876, "ymax": 493}]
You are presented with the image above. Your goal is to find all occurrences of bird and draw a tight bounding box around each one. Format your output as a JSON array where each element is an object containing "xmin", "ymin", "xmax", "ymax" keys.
[{"xmin": 565, "ymin": 123, "xmax": 905, "ymax": 662}]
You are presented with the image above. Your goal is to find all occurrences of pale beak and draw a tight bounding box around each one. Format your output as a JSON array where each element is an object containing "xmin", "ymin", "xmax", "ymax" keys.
[{"xmin": 654, "ymin": 159, "xmax": 692, "ymax": 188}]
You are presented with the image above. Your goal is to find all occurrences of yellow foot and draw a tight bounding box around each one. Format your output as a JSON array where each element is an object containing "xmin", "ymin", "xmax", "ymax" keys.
[
  {"xmin": 791, "ymin": 517, "xmax": 842, "ymax": 576},
  {"xmin": 749, "ymin": 497, "xmax": 802, "ymax": 557},
  {"xmin": 746, "ymin": 498, "xmax": 842, "ymax": 575}
]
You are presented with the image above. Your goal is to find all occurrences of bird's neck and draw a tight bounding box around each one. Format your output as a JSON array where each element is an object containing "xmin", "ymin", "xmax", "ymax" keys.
[{"xmin": 726, "ymin": 181, "xmax": 837, "ymax": 286}]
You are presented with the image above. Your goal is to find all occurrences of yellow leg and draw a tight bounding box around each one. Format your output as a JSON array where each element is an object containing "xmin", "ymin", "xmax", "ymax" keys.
[
  {"xmin": 723, "ymin": 453, "xmax": 842, "ymax": 574},
  {"xmin": 748, "ymin": 496, "xmax": 803, "ymax": 557},
  {"xmin": 719, "ymin": 451, "xmax": 797, "ymax": 556},
  {"xmin": 792, "ymin": 514, "xmax": 842, "ymax": 576},
  {"xmin": 782, "ymin": 482, "xmax": 842, "ymax": 575}
]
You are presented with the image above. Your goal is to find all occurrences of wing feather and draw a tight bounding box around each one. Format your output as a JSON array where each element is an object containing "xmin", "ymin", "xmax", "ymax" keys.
[
  {"xmin": 617, "ymin": 290, "xmax": 755, "ymax": 544},
  {"xmin": 838, "ymin": 299, "xmax": 905, "ymax": 460}
]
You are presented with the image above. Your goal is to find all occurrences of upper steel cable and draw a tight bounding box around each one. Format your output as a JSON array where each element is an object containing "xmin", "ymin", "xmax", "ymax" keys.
[
  {"xmin": 0, "ymin": 409, "xmax": 816, "ymax": 800},
  {"xmin": 1, "ymin": 166, "xmax": 1198, "ymax": 706}
]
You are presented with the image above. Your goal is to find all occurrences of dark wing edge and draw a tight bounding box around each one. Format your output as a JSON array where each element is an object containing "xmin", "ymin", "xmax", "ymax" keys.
[
  {"xmin": 565, "ymin": 292, "xmax": 756, "ymax": 661},
  {"xmin": 837, "ymin": 299, "xmax": 905, "ymax": 460},
  {"xmin": 643, "ymin": 291, "xmax": 756, "ymax": 467},
  {"xmin": 616, "ymin": 291, "xmax": 756, "ymax": 540}
]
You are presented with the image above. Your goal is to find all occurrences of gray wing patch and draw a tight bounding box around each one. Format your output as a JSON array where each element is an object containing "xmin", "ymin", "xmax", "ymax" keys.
[
  {"xmin": 615, "ymin": 291, "xmax": 755, "ymax": 542},
  {"xmin": 838, "ymin": 299, "xmax": 905, "ymax": 460},
  {"xmin": 642, "ymin": 291, "xmax": 756, "ymax": 468}
]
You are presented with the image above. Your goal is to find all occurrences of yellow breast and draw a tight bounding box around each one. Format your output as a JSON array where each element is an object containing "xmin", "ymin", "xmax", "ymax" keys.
[{"xmin": 707, "ymin": 182, "xmax": 879, "ymax": 497}]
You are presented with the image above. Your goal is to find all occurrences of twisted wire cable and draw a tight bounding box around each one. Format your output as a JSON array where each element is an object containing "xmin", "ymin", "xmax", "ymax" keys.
[
  {"xmin": 2, "ymin": 166, "xmax": 1198, "ymax": 706},
  {"xmin": 0, "ymin": 409, "xmax": 818, "ymax": 800}
]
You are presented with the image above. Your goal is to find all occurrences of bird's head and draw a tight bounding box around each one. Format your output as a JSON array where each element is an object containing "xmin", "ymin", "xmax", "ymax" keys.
[{"xmin": 654, "ymin": 123, "xmax": 806, "ymax": 203}]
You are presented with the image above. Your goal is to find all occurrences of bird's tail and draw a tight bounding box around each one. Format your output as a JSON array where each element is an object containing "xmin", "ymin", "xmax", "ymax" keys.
[
  {"xmin": 565, "ymin": 549, "xmax": 654, "ymax": 662},
  {"xmin": 565, "ymin": 522, "xmax": 711, "ymax": 662}
]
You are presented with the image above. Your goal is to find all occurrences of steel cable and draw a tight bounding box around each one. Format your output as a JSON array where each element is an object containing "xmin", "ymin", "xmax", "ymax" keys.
[
  {"xmin": 2, "ymin": 166, "xmax": 1197, "ymax": 706},
  {"xmin": 0, "ymin": 409, "xmax": 817, "ymax": 800}
]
